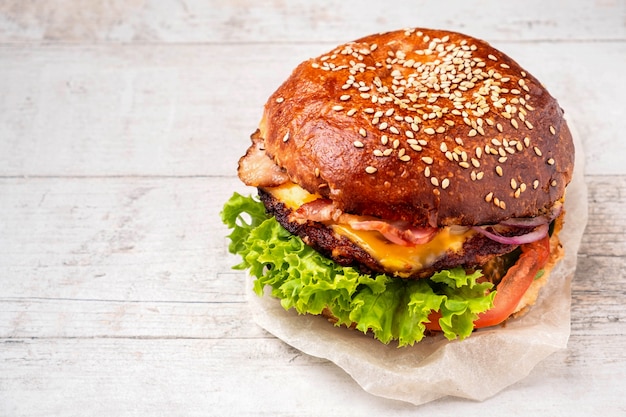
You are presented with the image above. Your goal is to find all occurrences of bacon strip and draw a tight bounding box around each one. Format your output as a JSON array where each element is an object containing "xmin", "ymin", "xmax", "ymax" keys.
[
  {"xmin": 237, "ymin": 131, "xmax": 289, "ymax": 187},
  {"xmin": 293, "ymin": 199, "xmax": 343, "ymax": 222},
  {"xmin": 292, "ymin": 199, "xmax": 438, "ymax": 246},
  {"xmin": 346, "ymin": 219, "xmax": 438, "ymax": 246}
]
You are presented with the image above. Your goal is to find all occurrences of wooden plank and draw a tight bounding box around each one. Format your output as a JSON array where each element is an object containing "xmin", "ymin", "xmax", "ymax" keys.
[
  {"xmin": 0, "ymin": 297, "xmax": 266, "ymax": 339},
  {"xmin": 0, "ymin": 41, "xmax": 624, "ymax": 177},
  {"xmin": 0, "ymin": 176, "xmax": 251, "ymax": 301},
  {"xmin": 0, "ymin": 0, "xmax": 623, "ymax": 44},
  {"xmin": 0, "ymin": 335, "xmax": 624, "ymax": 416},
  {"xmin": 1, "ymin": 175, "xmax": 623, "ymax": 298}
]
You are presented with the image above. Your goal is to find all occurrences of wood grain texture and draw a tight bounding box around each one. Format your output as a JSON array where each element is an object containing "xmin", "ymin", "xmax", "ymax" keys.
[
  {"xmin": 0, "ymin": 0, "xmax": 623, "ymax": 43},
  {"xmin": 1, "ymin": 0, "xmax": 625, "ymax": 415}
]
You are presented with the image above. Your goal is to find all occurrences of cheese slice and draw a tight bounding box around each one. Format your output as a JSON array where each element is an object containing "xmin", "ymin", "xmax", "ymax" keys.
[
  {"xmin": 265, "ymin": 183, "xmax": 474, "ymax": 276},
  {"xmin": 266, "ymin": 182, "xmax": 321, "ymax": 209},
  {"xmin": 331, "ymin": 224, "xmax": 471, "ymax": 276}
]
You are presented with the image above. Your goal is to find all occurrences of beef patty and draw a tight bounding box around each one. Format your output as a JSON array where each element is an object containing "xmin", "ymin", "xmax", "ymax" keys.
[{"xmin": 258, "ymin": 188, "xmax": 520, "ymax": 281}]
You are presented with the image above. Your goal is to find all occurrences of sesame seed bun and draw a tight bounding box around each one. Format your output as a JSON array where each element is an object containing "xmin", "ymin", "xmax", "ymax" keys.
[{"xmin": 258, "ymin": 28, "xmax": 574, "ymax": 227}]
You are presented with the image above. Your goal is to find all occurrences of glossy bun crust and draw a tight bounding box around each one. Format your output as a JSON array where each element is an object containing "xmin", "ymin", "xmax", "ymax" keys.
[{"xmin": 259, "ymin": 28, "xmax": 574, "ymax": 227}]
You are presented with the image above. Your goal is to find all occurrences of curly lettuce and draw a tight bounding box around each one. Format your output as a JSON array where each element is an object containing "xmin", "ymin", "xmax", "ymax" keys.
[{"xmin": 221, "ymin": 192, "xmax": 495, "ymax": 346}]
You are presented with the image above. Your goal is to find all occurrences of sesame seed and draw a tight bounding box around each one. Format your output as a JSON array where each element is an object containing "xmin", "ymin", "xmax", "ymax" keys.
[
  {"xmin": 525, "ymin": 120, "xmax": 534, "ymax": 129},
  {"xmin": 551, "ymin": 180, "xmax": 557, "ymax": 187},
  {"xmin": 511, "ymin": 178, "xmax": 518, "ymax": 189},
  {"xmin": 459, "ymin": 161, "xmax": 470, "ymax": 169},
  {"xmin": 424, "ymin": 166, "xmax": 431, "ymax": 177},
  {"xmin": 283, "ymin": 132, "xmax": 290, "ymax": 142},
  {"xmin": 499, "ymin": 200, "xmax": 507, "ymax": 210},
  {"xmin": 471, "ymin": 171, "xmax": 477, "ymax": 181},
  {"xmin": 496, "ymin": 166, "xmax": 503, "ymax": 176},
  {"xmin": 440, "ymin": 142, "xmax": 448, "ymax": 152},
  {"xmin": 353, "ymin": 140, "xmax": 364, "ymax": 148},
  {"xmin": 431, "ymin": 177, "xmax": 439, "ymax": 187},
  {"xmin": 488, "ymin": 54, "xmax": 498, "ymax": 61},
  {"xmin": 347, "ymin": 109, "xmax": 357, "ymax": 116},
  {"xmin": 378, "ymin": 122, "xmax": 388, "ymax": 130},
  {"xmin": 485, "ymin": 192, "xmax": 493, "ymax": 203},
  {"xmin": 547, "ymin": 158, "xmax": 555, "ymax": 165},
  {"xmin": 406, "ymin": 130, "xmax": 415, "ymax": 139},
  {"xmin": 441, "ymin": 178, "xmax": 450, "ymax": 189},
  {"xmin": 533, "ymin": 180, "xmax": 540, "ymax": 189},
  {"xmin": 496, "ymin": 123, "xmax": 503, "ymax": 132},
  {"xmin": 533, "ymin": 146, "xmax": 543, "ymax": 156},
  {"xmin": 471, "ymin": 158, "xmax": 480, "ymax": 168},
  {"xmin": 381, "ymin": 135, "xmax": 389, "ymax": 145},
  {"xmin": 477, "ymin": 171, "xmax": 484, "ymax": 180},
  {"xmin": 390, "ymin": 126, "xmax": 400, "ymax": 134},
  {"xmin": 373, "ymin": 149, "xmax": 383, "ymax": 156},
  {"xmin": 276, "ymin": 97, "xmax": 285, "ymax": 103},
  {"xmin": 424, "ymin": 128, "xmax": 436, "ymax": 135},
  {"xmin": 468, "ymin": 129, "xmax": 477, "ymax": 137},
  {"xmin": 550, "ymin": 125, "xmax": 556, "ymax": 135},
  {"xmin": 383, "ymin": 148, "xmax": 393, "ymax": 156},
  {"xmin": 365, "ymin": 166, "xmax": 377, "ymax": 174},
  {"xmin": 332, "ymin": 105, "xmax": 344, "ymax": 111},
  {"xmin": 340, "ymin": 94, "xmax": 351, "ymax": 101},
  {"xmin": 400, "ymin": 155, "xmax": 411, "ymax": 162},
  {"xmin": 524, "ymin": 137, "xmax": 531, "ymax": 147},
  {"xmin": 392, "ymin": 139, "xmax": 400, "ymax": 149},
  {"xmin": 359, "ymin": 128, "xmax": 367, "ymax": 137},
  {"xmin": 421, "ymin": 156, "xmax": 434, "ymax": 164},
  {"xmin": 511, "ymin": 119, "xmax": 519, "ymax": 129}
]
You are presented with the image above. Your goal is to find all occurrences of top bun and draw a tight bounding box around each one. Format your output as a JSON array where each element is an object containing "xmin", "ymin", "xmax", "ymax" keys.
[{"xmin": 259, "ymin": 28, "xmax": 574, "ymax": 227}]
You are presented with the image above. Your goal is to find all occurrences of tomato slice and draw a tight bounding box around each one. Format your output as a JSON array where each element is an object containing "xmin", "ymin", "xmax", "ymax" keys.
[{"xmin": 425, "ymin": 235, "xmax": 551, "ymax": 332}]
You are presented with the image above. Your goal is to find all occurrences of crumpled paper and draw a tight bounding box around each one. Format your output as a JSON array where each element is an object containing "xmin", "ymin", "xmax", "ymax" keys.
[{"xmin": 247, "ymin": 126, "xmax": 587, "ymax": 405}]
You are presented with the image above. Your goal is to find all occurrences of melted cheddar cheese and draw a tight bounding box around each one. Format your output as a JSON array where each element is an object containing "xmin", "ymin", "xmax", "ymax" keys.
[{"xmin": 265, "ymin": 183, "xmax": 474, "ymax": 276}]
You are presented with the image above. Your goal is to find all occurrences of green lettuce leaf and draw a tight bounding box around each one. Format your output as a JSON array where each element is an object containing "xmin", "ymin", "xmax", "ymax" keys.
[{"xmin": 221, "ymin": 192, "xmax": 496, "ymax": 346}]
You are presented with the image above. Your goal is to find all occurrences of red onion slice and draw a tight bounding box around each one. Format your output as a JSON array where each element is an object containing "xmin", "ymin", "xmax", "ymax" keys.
[{"xmin": 472, "ymin": 222, "xmax": 549, "ymax": 245}]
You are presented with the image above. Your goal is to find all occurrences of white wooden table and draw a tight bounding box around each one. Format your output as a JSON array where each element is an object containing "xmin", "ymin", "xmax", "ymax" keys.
[{"xmin": 1, "ymin": 1, "xmax": 625, "ymax": 415}]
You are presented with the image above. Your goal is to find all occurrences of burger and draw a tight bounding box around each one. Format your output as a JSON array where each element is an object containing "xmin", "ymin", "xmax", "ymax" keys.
[{"xmin": 222, "ymin": 28, "xmax": 574, "ymax": 346}]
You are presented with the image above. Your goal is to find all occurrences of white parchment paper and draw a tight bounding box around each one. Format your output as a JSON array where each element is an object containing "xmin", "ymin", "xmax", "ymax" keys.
[{"xmin": 247, "ymin": 127, "xmax": 587, "ymax": 405}]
